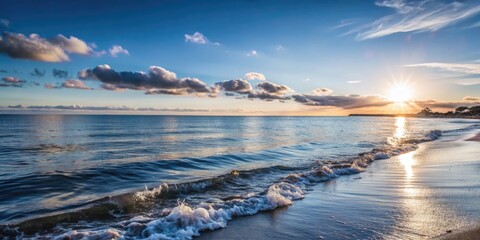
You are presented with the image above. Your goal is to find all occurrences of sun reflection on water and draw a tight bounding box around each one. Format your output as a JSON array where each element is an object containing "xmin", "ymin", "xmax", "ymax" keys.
[
  {"xmin": 399, "ymin": 151, "xmax": 415, "ymax": 178},
  {"xmin": 394, "ymin": 117, "xmax": 406, "ymax": 139}
]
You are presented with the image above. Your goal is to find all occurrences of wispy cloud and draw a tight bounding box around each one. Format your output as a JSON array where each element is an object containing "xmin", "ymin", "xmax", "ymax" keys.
[
  {"xmin": 1, "ymin": 76, "xmax": 26, "ymax": 87},
  {"xmin": 292, "ymin": 94, "xmax": 392, "ymax": 109},
  {"xmin": 0, "ymin": 18, "xmax": 9, "ymax": 28},
  {"xmin": 312, "ymin": 88, "xmax": 333, "ymax": 95},
  {"xmin": 45, "ymin": 79, "xmax": 93, "ymax": 90},
  {"xmin": 109, "ymin": 45, "xmax": 129, "ymax": 57},
  {"xmin": 246, "ymin": 50, "xmax": 257, "ymax": 57},
  {"xmin": 30, "ymin": 68, "xmax": 45, "ymax": 77},
  {"xmin": 348, "ymin": 0, "xmax": 480, "ymax": 40},
  {"xmin": 53, "ymin": 69, "xmax": 69, "ymax": 78},
  {"xmin": 347, "ymin": 80, "xmax": 361, "ymax": 84},
  {"xmin": 405, "ymin": 62, "xmax": 480, "ymax": 74},
  {"xmin": 184, "ymin": 32, "xmax": 219, "ymax": 45}
]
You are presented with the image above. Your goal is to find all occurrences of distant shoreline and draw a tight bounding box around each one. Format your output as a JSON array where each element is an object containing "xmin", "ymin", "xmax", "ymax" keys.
[{"xmin": 348, "ymin": 114, "xmax": 480, "ymax": 119}]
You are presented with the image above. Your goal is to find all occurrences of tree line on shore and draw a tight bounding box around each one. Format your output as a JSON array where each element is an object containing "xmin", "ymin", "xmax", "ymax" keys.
[{"xmin": 418, "ymin": 105, "xmax": 480, "ymax": 117}]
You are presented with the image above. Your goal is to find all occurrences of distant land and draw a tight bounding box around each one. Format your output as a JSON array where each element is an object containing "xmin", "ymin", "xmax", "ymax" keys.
[{"xmin": 350, "ymin": 105, "xmax": 480, "ymax": 119}]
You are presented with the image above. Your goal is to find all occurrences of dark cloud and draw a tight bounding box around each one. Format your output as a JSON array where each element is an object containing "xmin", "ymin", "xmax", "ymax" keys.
[
  {"xmin": 0, "ymin": 69, "xmax": 7, "ymax": 73},
  {"xmin": 30, "ymin": 68, "xmax": 45, "ymax": 77},
  {"xmin": 145, "ymin": 89, "xmax": 187, "ymax": 95},
  {"xmin": 292, "ymin": 94, "xmax": 392, "ymax": 109},
  {"xmin": 248, "ymin": 92, "xmax": 291, "ymax": 101},
  {"xmin": 79, "ymin": 64, "xmax": 214, "ymax": 95},
  {"xmin": 52, "ymin": 69, "xmax": 69, "ymax": 78},
  {"xmin": 256, "ymin": 81, "xmax": 290, "ymax": 94},
  {"xmin": 0, "ymin": 32, "xmax": 93, "ymax": 62},
  {"xmin": 214, "ymin": 79, "xmax": 254, "ymax": 94}
]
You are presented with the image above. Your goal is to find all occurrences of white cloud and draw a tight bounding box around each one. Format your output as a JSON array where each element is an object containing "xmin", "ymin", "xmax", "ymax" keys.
[
  {"xmin": 276, "ymin": 45, "xmax": 286, "ymax": 51},
  {"xmin": 246, "ymin": 50, "xmax": 257, "ymax": 56},
  {"xmin": 109, "ymin": 45, "xmax": 129, "ymax": 57},
  {"xmin": 185, "ymin": 32, "xmax": 208, "ymax": 44},
  {"xmin": 348, "ymin": 0, "xmax": 480, "ymax": 40},
  {"xmin": 405, "ymin": 62, "xmax": 480, "ymax": 74},
  {"xmin": 347, "ymin": 80, "xmax": 361, "ymax": 84},
  {"xmin": 244, "ymin": 72, "xmax": 266, "ymax": 81}
]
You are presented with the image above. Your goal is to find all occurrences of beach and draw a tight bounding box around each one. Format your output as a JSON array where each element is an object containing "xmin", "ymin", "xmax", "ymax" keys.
[{"xmin": 198, "ymin": 129, "xmax": 480, "ymax": 239}]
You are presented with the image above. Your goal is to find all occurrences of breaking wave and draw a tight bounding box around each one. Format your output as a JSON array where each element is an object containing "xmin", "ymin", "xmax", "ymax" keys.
[{"xmin": 0, "ymin": 128, "xmax": 451, "ymax": 240}]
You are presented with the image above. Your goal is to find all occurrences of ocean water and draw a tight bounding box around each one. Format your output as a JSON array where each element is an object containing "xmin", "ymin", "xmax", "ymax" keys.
[{"xmin": 0, "ymin": 115, "xmax": 478, "ymax": 239}]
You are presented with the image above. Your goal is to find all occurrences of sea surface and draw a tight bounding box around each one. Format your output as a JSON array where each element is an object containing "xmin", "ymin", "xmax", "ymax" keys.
[{"xmin": 0, "ymin": 115, "xmax": 479, "ymax": 239}]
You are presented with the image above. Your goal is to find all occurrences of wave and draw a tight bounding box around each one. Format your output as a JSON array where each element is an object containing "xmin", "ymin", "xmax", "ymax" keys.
[{"xmin": 0, "ymin": 128, "xmax": 452, "ymax": 240}]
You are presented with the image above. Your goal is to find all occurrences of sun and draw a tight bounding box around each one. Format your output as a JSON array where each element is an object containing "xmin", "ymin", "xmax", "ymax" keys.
[{"xmin": 389, "ymin": 84, "xmax": 413, "ymax": 103}]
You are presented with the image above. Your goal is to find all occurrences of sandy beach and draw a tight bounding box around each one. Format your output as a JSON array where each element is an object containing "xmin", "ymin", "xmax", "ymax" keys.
[{"xmin": 197, "ymin": 128, "xmax": 480, "ymax": 239}]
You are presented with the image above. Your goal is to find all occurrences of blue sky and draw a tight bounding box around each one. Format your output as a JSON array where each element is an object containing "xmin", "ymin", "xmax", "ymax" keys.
[{"xmin": 1, "ymin": 0, "xmax": 479, "ymax": 115}]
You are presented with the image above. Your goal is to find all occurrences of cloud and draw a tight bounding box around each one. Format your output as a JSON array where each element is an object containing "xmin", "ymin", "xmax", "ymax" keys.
[
  {"xmin": 0, "ymin": 19, "xmax": 9, "ymax": 28},
  {"xmin": 1, "ymin": 76, "xmax": 26, "ymax": 87},
  {"xmin": 184, "ymin": 32, "xmax": 219, "ymax": 45},
  {"xmin": 30, "ymin": 68, "xmax": 45, "ymax": 77},
  {"xmin": 292, "ymin": 94, "xmax": 392, "ymax": 109},
  {"xmin": 463, "ymin": 96, "xmax": 480, "ymax": 101},
  {"xmin": 247, "ymin": 92, "xmax": 291, "ymax": 101},
  {"xmin": 79, "ymin": 64, "xmax": 214, "ymax": 95},
  {"xmin": 347, "ymin": 80, "xmax": 361, "ymax": 84},
  {"xmin": 45, "ymin": 79, "xmax": 93, "ymax": 90},
  {"xmin": 413, "ymin": 99, "xmax": 480, "ymax": 109},
  {"xmin": 348, "ymin": 0, "xmax": 480, "ymax": 40},
  {"xmin": 2, "ymin": 76, "xmax": 25, "ymax": 84},
  {"xmin": 312, "ymin": 87, "xmax": 333, "ymax": 95},
  {"xmin": 256, "ymin": 81, "xmax": 291, "ymax": 94},
  {"xmin": 53, "ymin": 69, "xmax": 69, "ymax": 78},
  {"xmin": 375, "ymin": 0, "xmax": 417, "ymax": 14},
  {"xmin": 244, "ymin": 72, "xmax": 266, "ymax": 81},
  {"xmin": 405, "ymin": 62, "xmax": 480, "ymax": 74},
  {"xmin": 60, "ymin": 79, "xmax": 93, "ymax": 90},
  {"xmin": 246, "ymin": 50, "xmax": 257, "ymax": 56},
  {"xmin": 215, "ymin": 79, "xmax": 254, "ymax": 94},
  {"xmin": 0, "ymin": 69, "xmax": 7, "ymax": 73},
  {"xmin": 109, "ymin": 45, "xmax": 129, "ymax": 57},
  {"xmin": 276, "ymin": 45, "xmax": 286, "ymax": 51},
  {"xmin": 5, "ymin": 104, "xmax": 214, "ymax": 112},
  {"xmin": 48, "ymin": 34, "xmax": 93, "ymax": 55},
  {"xmin": 0, "ymin": 32, "xmax": 96, "ymax": 62}
]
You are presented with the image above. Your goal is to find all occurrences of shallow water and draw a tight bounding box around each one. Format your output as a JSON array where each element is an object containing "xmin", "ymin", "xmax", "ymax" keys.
[{"xmin": 0, "ymin": 115, "xmax": 478, "ymax": 239}]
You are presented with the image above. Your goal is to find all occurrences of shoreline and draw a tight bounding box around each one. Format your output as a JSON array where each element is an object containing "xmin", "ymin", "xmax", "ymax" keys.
[
  {"xmin": 437, "ymin": 225, "xmax": 480, "ymax": 240},
  {"xmin": 197, "ymin": 129, "xmax": 480, "ymax": 239},
  {"xmin": 466, "ymin": 131, "xmax": 480, "ymax": 141}
]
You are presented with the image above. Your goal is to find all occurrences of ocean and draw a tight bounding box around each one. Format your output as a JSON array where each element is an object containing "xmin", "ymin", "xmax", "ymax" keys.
[{"xmin": 0, "ymin": 115, "xmax": 479, "ymax": 239}]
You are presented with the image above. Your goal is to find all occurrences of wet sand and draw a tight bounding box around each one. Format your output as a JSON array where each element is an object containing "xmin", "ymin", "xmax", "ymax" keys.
[
  {"xmin": 466, "ymin": 131, "xmax": 480, "ymax": 141},
  {"xmin": 437, "ymin": 226, "xmax": 480, "ymax": 240},
  {"xmin": 197, "ymin": 131, "xmax": 480, "ymax": 239}
]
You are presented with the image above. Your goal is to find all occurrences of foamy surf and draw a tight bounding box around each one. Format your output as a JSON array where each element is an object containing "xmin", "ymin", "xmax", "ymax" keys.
[{"xmin": 0, "ymin": 128, "xmax": 454, "ymax": 240}]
